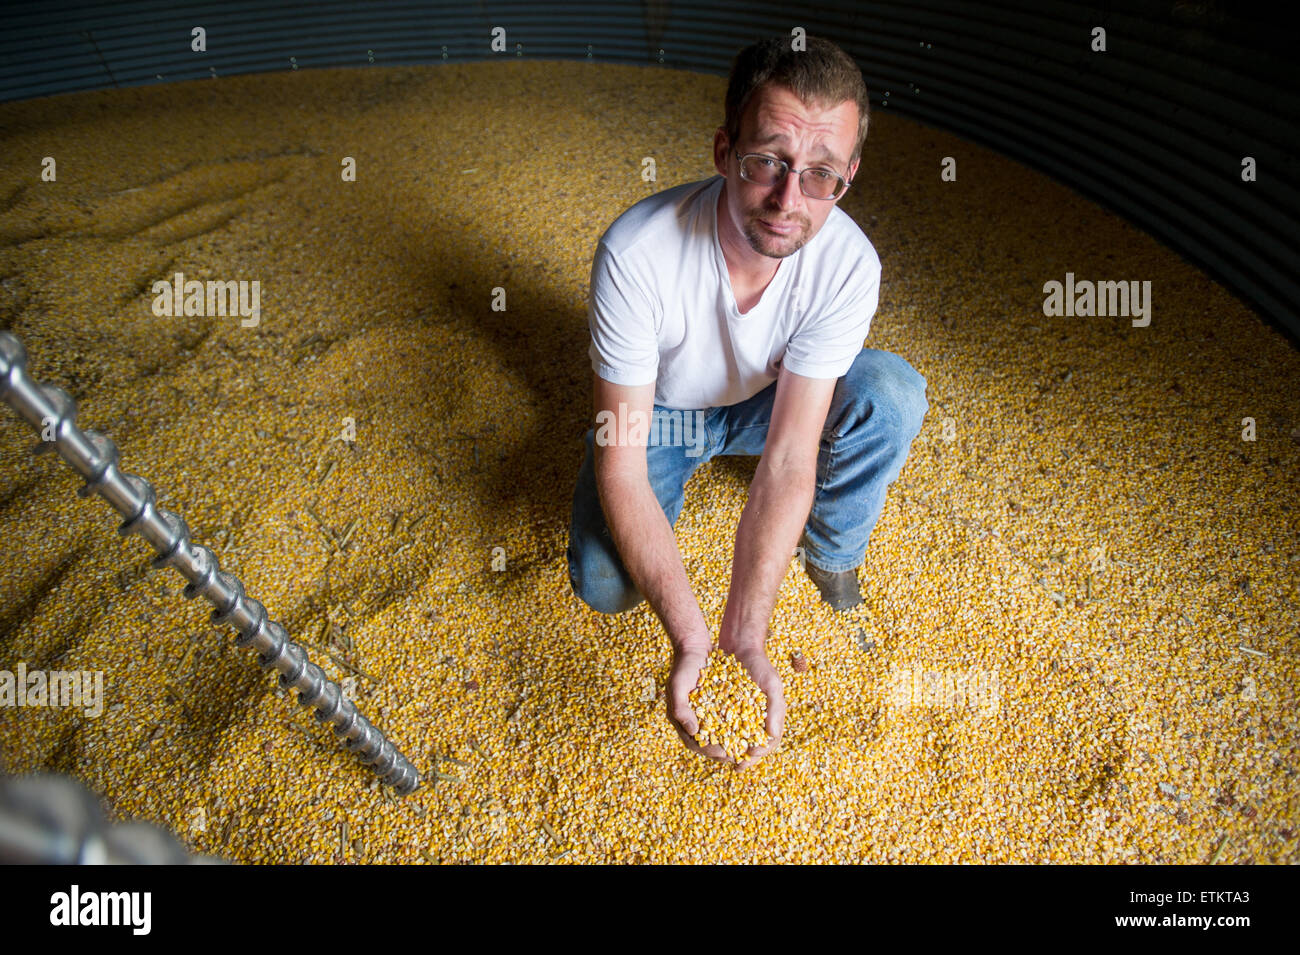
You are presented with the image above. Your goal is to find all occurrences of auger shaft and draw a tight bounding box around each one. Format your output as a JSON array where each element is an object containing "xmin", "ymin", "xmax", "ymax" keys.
[{"xmin": 0, "ymin": 330, "xmax": 419, "ymax": 795}]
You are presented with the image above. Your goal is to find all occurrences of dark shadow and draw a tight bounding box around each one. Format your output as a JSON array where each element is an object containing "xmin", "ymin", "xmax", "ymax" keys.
[{"xmin": 0, "ymin": 543, "xmax": 89, "ymax": 654}]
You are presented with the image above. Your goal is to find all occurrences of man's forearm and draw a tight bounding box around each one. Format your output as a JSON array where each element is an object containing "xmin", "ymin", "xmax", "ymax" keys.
[
  {"xmin": 596, "ymin": 470, "xmax": 708, "ymax": 645},
  {"xmin": 720, "ymin": 463, "xmax": 816, "ymax": 648}
]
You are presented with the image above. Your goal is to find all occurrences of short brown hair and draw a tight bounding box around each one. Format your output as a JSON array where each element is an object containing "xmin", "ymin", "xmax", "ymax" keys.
[{"xmin": 723, "ymin": 35, "xmax": 870, "ymax": 165}]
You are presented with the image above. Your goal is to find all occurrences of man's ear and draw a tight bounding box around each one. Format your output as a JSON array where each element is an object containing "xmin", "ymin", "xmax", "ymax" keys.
[{"xmin": 713, "ymin": 127, "xmax": 730, "ymax": 178}]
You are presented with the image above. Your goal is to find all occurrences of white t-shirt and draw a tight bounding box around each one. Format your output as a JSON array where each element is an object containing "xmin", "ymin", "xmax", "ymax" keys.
[{"xmin": 587, "ymin": 174, "xmax": 880, "ymax": 410}]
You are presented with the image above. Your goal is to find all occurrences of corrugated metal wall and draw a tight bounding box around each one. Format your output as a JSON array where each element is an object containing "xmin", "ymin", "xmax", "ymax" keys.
[{"xmin": 2, "ymin": 1, "xmax": 1296, "ymax": 340}]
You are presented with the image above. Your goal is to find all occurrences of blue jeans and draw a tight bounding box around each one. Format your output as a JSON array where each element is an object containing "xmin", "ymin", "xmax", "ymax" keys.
[{"xmin": 566, "ymin": 347, "xmax": 929, "ymax": 614}]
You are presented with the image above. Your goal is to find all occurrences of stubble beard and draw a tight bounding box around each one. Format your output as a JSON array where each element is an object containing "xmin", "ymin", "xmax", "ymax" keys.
[{"xmin": 742, "ymin": 209, "xmax": 810, "ymax": 258}]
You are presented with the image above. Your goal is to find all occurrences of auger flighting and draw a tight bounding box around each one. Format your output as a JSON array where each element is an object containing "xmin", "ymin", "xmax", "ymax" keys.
[{"xmin": 0, "ymin": 330, "xmax": 419, "ymax": 795}]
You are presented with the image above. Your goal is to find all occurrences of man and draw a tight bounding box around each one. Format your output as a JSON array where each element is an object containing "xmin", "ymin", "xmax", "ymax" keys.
[{"xmin": 566, "ymin": 35, "xmax": 929, "ymax": 766}]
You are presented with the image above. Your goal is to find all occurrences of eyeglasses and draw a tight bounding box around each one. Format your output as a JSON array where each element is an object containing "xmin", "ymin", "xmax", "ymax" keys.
[{"xmin": 735, "ymin": 149, "xmax": 851, "ymax": 200}]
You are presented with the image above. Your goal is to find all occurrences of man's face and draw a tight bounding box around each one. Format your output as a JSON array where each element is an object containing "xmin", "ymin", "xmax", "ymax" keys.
[{"xmin": 713, "ymin": 83, "xmax": 861, "ymax": 260}]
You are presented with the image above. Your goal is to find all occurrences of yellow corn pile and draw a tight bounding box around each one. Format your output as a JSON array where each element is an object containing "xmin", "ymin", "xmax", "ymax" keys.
[
  {"xmin": 689, "ymin": 648, "xmax": 769, "ymax": 760},
  {"xmin": 0, "ymin": 60, "xmax": 1296, "ymax": 864}
]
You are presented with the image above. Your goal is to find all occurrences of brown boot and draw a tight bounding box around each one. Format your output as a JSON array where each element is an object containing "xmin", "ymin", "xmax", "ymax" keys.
[{"xmin": 804, "ymin": 560, "xmax": 863, "ymax": 612}]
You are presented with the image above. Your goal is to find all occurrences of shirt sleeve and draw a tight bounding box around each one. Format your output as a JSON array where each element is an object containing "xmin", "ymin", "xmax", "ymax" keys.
[
  {"xmin": 587, "ymin": 240, "xmax": 659, "ymax": 386},
  {"xmin": 780, "ymin": 249, "xmax": 879, "ymax": 380}
]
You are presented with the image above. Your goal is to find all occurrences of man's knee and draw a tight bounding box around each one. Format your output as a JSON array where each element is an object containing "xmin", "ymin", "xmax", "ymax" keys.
[
  {"xmin": 888, "ymin": 356, "xmax": 929, "ymax": 439},
  {"xmin": 567, "ymin": 544, "xmax": 644, "ymax": 614},
  {"xmin": 839, "ymin": 349, "xmax": 927, "ymax": 441}
]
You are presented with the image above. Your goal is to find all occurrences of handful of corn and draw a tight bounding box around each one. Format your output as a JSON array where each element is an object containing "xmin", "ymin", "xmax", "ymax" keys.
[{"xmin": 689, "ymin": 648, "xmax": 770, "ymax": 761}]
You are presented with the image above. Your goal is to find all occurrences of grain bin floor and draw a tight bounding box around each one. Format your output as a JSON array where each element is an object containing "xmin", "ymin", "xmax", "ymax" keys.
[{"xmin": 0, "ymin": 61, "xmax": 1295, "ymax": 863}]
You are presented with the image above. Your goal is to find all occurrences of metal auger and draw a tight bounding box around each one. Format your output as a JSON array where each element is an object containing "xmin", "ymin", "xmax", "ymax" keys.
[{"xmin": 0, "ymin": 330, "xmax": 420, "ymax": 795}]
